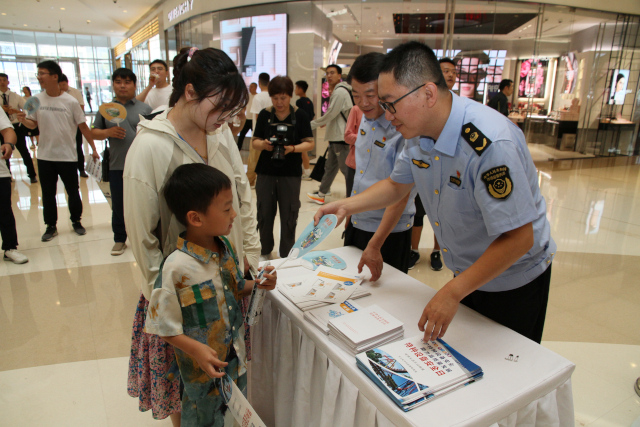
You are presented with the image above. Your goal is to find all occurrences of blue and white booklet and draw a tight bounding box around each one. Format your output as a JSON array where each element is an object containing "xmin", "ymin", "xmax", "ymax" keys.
[
  {"xmin": 303, "ymin": 300, "xmax": 362, "ymax": 334},
  {"xmin": 356, "ymin": 336, "xmax": 483, "ymax": 411}
]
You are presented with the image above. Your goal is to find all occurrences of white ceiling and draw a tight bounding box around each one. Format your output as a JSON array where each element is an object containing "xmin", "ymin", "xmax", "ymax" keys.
[
  {"xmin": 316, "ymin": 1, "xmax": 615, "ymax": 47},
  {"xmin": 0, "ymin": 0, "xmax": 159, "ymax": 36},
  {"xmin": 0, "ymin": 0, "xmax": 618, "ymax": 48}
]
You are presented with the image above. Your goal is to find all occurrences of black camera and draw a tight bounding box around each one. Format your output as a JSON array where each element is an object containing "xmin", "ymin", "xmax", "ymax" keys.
[{"xmin": 269, "ymin": 124, "xmax": 291, "ymax": 164}]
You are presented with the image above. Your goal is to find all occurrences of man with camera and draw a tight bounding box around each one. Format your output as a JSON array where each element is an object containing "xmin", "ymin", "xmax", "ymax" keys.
[{"xmin": 251, "ymin": 76, "xmax": 314, "ymax": 259}]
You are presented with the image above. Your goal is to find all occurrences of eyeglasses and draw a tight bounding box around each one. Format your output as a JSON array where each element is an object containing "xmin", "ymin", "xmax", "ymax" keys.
[
  {"xmin": 378, "ymin": 84, "xmax": 425, "ymax": 114},
  {"xmin": 206, "ymin": 97, "xmax": 243, "ymax": 121},
  {"xmin": 35, "ymin": 72, "xmax": 50, "ymax": 78}
]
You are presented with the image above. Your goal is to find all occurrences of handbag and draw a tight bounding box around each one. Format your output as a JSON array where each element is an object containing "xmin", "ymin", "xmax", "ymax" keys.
[
  {"xmin": 101, "ymin": 142, "xmax": 110, "ymax": 182},
  {"xmin": 310, "ymin": 147, "xmax": 329, "ymax": 182}
]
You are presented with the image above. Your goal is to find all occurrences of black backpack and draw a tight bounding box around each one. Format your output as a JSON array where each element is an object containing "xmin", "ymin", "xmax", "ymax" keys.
[{"xmin": 336, "ymin": 85, "xmax": 355, "ymax": 122}]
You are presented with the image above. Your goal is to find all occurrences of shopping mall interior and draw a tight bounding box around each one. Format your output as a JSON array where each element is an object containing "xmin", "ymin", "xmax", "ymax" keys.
[{"xmin": 0, "ymin": 0, "xmax": 639, "ymax": 425}]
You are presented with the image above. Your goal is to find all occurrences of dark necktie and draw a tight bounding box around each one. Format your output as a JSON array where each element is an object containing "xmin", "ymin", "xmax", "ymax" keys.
[{"xmin": 2, "ymin": 93, "xmax": 9, "ymax": 118}]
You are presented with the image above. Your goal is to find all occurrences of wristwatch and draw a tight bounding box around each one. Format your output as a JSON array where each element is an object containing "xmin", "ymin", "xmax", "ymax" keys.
[{"xmin": 5, "ymin": 143, "xmax": 15, "ymax": 150}]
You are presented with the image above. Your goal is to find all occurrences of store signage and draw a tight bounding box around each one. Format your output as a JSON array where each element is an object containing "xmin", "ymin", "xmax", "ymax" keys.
[
  {"xmin": 168, "ymin": 0, "xmax": 194, "ymax": 22},
  {"xmin": 326, "ymin": 8, "xmax": 347, "ymax": 18}
]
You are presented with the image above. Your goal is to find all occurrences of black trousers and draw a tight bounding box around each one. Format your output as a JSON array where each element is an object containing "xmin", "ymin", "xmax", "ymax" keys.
[
  {"xmin": 237, "ymin": 119, "xmax": 252, "ymax": 151},
  {"xmin": 0, "ymin": 177, "xmax": 18, "ymax": 250},
  {"xmin": 109, "ymin": 170, "xmax": 126, "ymax": 243},
  {"xmin": 256, "ymin": 174, "xmax": 301, "ymax": 257},
  {"xmin": 460, "ymin": 264, "xmax": 552, "ymax": 343},
  {"xmin": 3, "ymin": 124, "xmax": 37, "ymax": 179},
  {"xmin": 76, "ymin": 128, "xmax": 85, "ymax": 173},
  {"xmin": 345, "ymin": 166, "xmax": 355, "ymax": 198},
  {"xmin": 38, "ymin": 159, "xmax": 83, "ymax": 226},
  {"xmin": 344, "ymin": 222, "xmax": 412, "ymax": 273}
]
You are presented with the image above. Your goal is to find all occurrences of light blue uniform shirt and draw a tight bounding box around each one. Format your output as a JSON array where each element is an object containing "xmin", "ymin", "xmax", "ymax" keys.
[
  {"xmin": 390, "ymin": 94, "xmax": 556, "ymax": 292},
  {"xmin": 352, "ymin": 113, "xmax": 417, "ymax": 233}
]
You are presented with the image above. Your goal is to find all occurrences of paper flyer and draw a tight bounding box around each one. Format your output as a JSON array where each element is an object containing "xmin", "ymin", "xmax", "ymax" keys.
[
  {"xmin": 280, "ymin": 267, "xmax": 362, "ymax": 304},
  {"xmin": 218, "ymin": 374, "xmax": 266, "ymax": 427}
]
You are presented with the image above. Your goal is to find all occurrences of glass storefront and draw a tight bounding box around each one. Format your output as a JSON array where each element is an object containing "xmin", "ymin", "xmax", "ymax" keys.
[
  {"xmin": 0, "ymin": 29, "xmax": 115, "ymax": 113},
  {"xmin": 156, "ymin": 0, "xmax": 639, "ymax": 158}
]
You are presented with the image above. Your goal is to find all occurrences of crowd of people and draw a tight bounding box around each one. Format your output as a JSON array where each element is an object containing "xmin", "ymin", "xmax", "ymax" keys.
[{"xmin": 0, "ymin": 41, "xmax": 553, "ymax": 426}]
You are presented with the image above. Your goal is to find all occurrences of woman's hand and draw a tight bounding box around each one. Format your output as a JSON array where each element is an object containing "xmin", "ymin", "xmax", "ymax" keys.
[{"xmin": 261, "ymin": 139, "xmax": 273, "ymax": 151}]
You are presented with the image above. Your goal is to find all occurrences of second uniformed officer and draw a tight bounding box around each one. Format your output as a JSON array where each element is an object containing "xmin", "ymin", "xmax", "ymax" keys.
[{"xmin": 314, "ymin": 41, "xmax": 555, "ymax": 344}]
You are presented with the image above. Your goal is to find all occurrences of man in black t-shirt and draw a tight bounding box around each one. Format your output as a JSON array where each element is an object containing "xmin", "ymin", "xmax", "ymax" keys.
[
  {"xmin": 295, "ymin": 80, "xmax": 315, "ymax": 120},
  {"xmin": 295, "ymin": 80, "xmax": 314, "ymax": 179},
  {"xmin": 252, "ymin": 76, "xmax": 315, "ymax": 258},
  {"xmin": 487, "ymin": 79, "xmax": 513, "ymax": 117}
]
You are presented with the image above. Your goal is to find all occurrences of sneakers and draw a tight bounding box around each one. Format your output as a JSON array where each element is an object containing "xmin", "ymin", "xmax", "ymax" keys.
[
  {"xmin": 41, "ymin": 226, "xmax": 58, "ymax": 242},
  {"xmin": 430, "ymin": 251, "xmax": 443, "ymax": 271},
  {"xmin": 4, "ymin": 249, "xmax": 28, "ymax": 264},
  {"xmin": 79, "ymin": 171, "xmax": 89, "ymax": 178},
  {"xmin": 72, "ymin": 222, "xmax": 86, "ymax": 236},
  {"xmin": 302, "ymin": 169, "xmax": 312, "ymax": 181},
  {"xmin": 111, "ymin": 242, "xmax": 127, "ymax": 256},
  {"xmin": 307, "ymin": 191, "xmax": 325, "ymax": 205},
  {"xmin": 408, "ymin": 250, "xmax": 420, "ymax": 270}
]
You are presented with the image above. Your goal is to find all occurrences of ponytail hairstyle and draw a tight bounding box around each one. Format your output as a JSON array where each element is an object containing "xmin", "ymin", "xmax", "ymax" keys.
[{"xmin": 169, "ymin": 47, "xmax": 248, "ymax": 113}]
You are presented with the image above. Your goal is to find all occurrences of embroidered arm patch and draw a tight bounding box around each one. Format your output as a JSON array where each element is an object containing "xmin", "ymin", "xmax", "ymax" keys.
[
  {"xmin": 481, "ymin": 165, "xmax": 512, "ymax": 199},
  {"xmin": 462, "ymin": 123, "xmax": 492, "ymax": 156}
]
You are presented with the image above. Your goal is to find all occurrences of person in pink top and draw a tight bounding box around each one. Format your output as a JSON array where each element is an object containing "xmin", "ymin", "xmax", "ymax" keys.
[{"xmin": 343, "ymin": 104, "xmax": 363, "ymax": 198}]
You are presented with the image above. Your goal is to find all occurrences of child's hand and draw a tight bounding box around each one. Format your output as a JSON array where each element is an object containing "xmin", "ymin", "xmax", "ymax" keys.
[
  {"xmin": 257, "ymin": 266, "xmax": 277, "ymax": 291},
  {"xmin": 193, "ymin": 342, "xmax": 228, "ymax": 379}
]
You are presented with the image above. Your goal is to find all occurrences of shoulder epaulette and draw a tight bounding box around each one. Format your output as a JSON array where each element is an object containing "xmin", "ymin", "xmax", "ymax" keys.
[{"xmin": 461, "ymin": 122, "xmax": 492, "ymax": 156}]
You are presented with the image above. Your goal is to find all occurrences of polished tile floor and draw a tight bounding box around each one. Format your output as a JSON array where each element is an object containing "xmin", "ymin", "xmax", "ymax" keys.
[{"xmin": 0, "ymin": 142, "xmax": 639, "ymax": 426}]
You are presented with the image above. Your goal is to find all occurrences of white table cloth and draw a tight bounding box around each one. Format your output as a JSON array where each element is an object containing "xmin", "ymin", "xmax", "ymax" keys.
[{"xmin": 249, "ymin": 246, "xmax": 575, "ymax": 427}]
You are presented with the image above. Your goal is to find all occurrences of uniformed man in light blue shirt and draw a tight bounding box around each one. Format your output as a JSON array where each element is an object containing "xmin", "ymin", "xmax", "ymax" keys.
[
  {"xmin": 344, "ymin": 53, "xmax": 418, "ymax": 279},
  {"xmin": 315, "ymin": 42, "xmax": 555, "ymax": 344}
]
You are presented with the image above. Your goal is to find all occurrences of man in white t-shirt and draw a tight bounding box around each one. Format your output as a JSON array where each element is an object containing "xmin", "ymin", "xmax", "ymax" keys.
[
  {"xmin": 0, "ymin": 113, "xmax": 28, "ymax": 264},
  {"xmin": 247, "ymin": 73, "xmax": 271, "ymax": 186},
  {"xmin": 17, "ymin": 60, "xmax": 99, "ymax": 242},
  {"xmin": 59, "ymin": 73, "xmax": 88, "ymax": 177},
  {"xmin": 136, "ymin": 59, "xmax": 172, "ymax": 111}
]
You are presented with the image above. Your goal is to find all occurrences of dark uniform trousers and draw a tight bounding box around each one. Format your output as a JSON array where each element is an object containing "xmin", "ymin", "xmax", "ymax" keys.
[
  {"xmin": 344, "ymin": 221, "xmax": 412, "ymax": 274},
  {"xmin": 460, "ymin": 264, "xmax": 552, "ymax": 343},
  {"xmin": 0, "ymin": 177, "xmax": 18, "ymax": 250}
]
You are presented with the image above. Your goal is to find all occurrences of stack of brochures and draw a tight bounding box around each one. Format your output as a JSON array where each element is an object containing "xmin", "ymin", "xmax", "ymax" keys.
[
  {"xmin": 356, "ymin": 336, "xmax": 483, "ymax": 411},
  {"xmin": 278, "ymin": 267, "xmax": 370, "ymax": 311},
  {"xmin": 328, "ymin": 304, "xmax": 404, "ymax": 355},
  {"xmin": 303, "ymin": 300, "xmax": 363, "ymax": 334}
]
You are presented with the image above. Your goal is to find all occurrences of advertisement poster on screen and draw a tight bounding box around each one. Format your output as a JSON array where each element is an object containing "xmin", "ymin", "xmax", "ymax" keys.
[
  {"xmin": 518, "ymin": 59, "xmax": 548, "ymax": 98},
  {"xmin": 220, "ymin": 14, "xmax": 287, "ymax": 87}
]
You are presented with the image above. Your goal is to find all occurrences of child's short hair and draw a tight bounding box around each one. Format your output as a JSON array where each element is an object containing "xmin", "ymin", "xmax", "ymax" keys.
[
  {"xmin": 163, "ymin": 163, "xmax": 232, "ymax": 226},
  {"xmin": 295, "ymin": 80, "xmax": 308, "ymax": 93}
]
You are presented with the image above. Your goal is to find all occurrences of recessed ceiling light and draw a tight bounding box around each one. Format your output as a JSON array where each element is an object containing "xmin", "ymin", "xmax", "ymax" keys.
[
  {"xmin": 23, "ymin": 24, "xmax": 27, "ymax": 26},
  {"xmin": 60, "ymin": 7, "xmax": 65, "ymax": 10},
  {"xmin": 1, "ymin": 12, "xmax": 6, "ymax": 15},
  {"xmin": 86, "ymin": 20, "xmax": 91, "ymax": 23},
  {"xmin": 123, "ymin": 10, "xmax": 127, "ymax": 12}
]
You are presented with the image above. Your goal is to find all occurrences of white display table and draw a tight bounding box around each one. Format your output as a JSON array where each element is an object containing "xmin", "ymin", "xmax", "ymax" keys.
[{"xmin": 249, "ymin": 246, "xmax": 575, "ymax": 427}]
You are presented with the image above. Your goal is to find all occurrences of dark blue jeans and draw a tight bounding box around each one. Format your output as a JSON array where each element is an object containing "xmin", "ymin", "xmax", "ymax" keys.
[{"xmin": 109, "ymin": 170, "xmax": 126, "ymax": 243}]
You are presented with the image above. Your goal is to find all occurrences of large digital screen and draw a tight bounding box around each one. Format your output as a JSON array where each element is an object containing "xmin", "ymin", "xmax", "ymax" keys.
[
  {"xmin": 608, "ymin": 69, "xmax": 629, "ymax": 105},
  {"xmin": 220, "ymin": 14, "xmax": 287, "ymax": 87},
  {"xmin": 519, "ymin": 58, "xmax": 549, "ymax": 98}
]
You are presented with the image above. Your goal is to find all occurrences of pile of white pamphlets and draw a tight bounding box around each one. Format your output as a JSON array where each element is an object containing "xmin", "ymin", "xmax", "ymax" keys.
[
  {"xmin": 356, "ymin": 336, "xmax": 483, "ymax": 411},
  {"xmin": 303, "ymin": 300, "xmax": 363, "ymax": 334},
  {"xmin": 328, "ymin": 304, "xmax": 404, "ymax": 355},
  {"xmin": 278, "ymin": 267, "xmax": 369, "ymax": 311}
]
